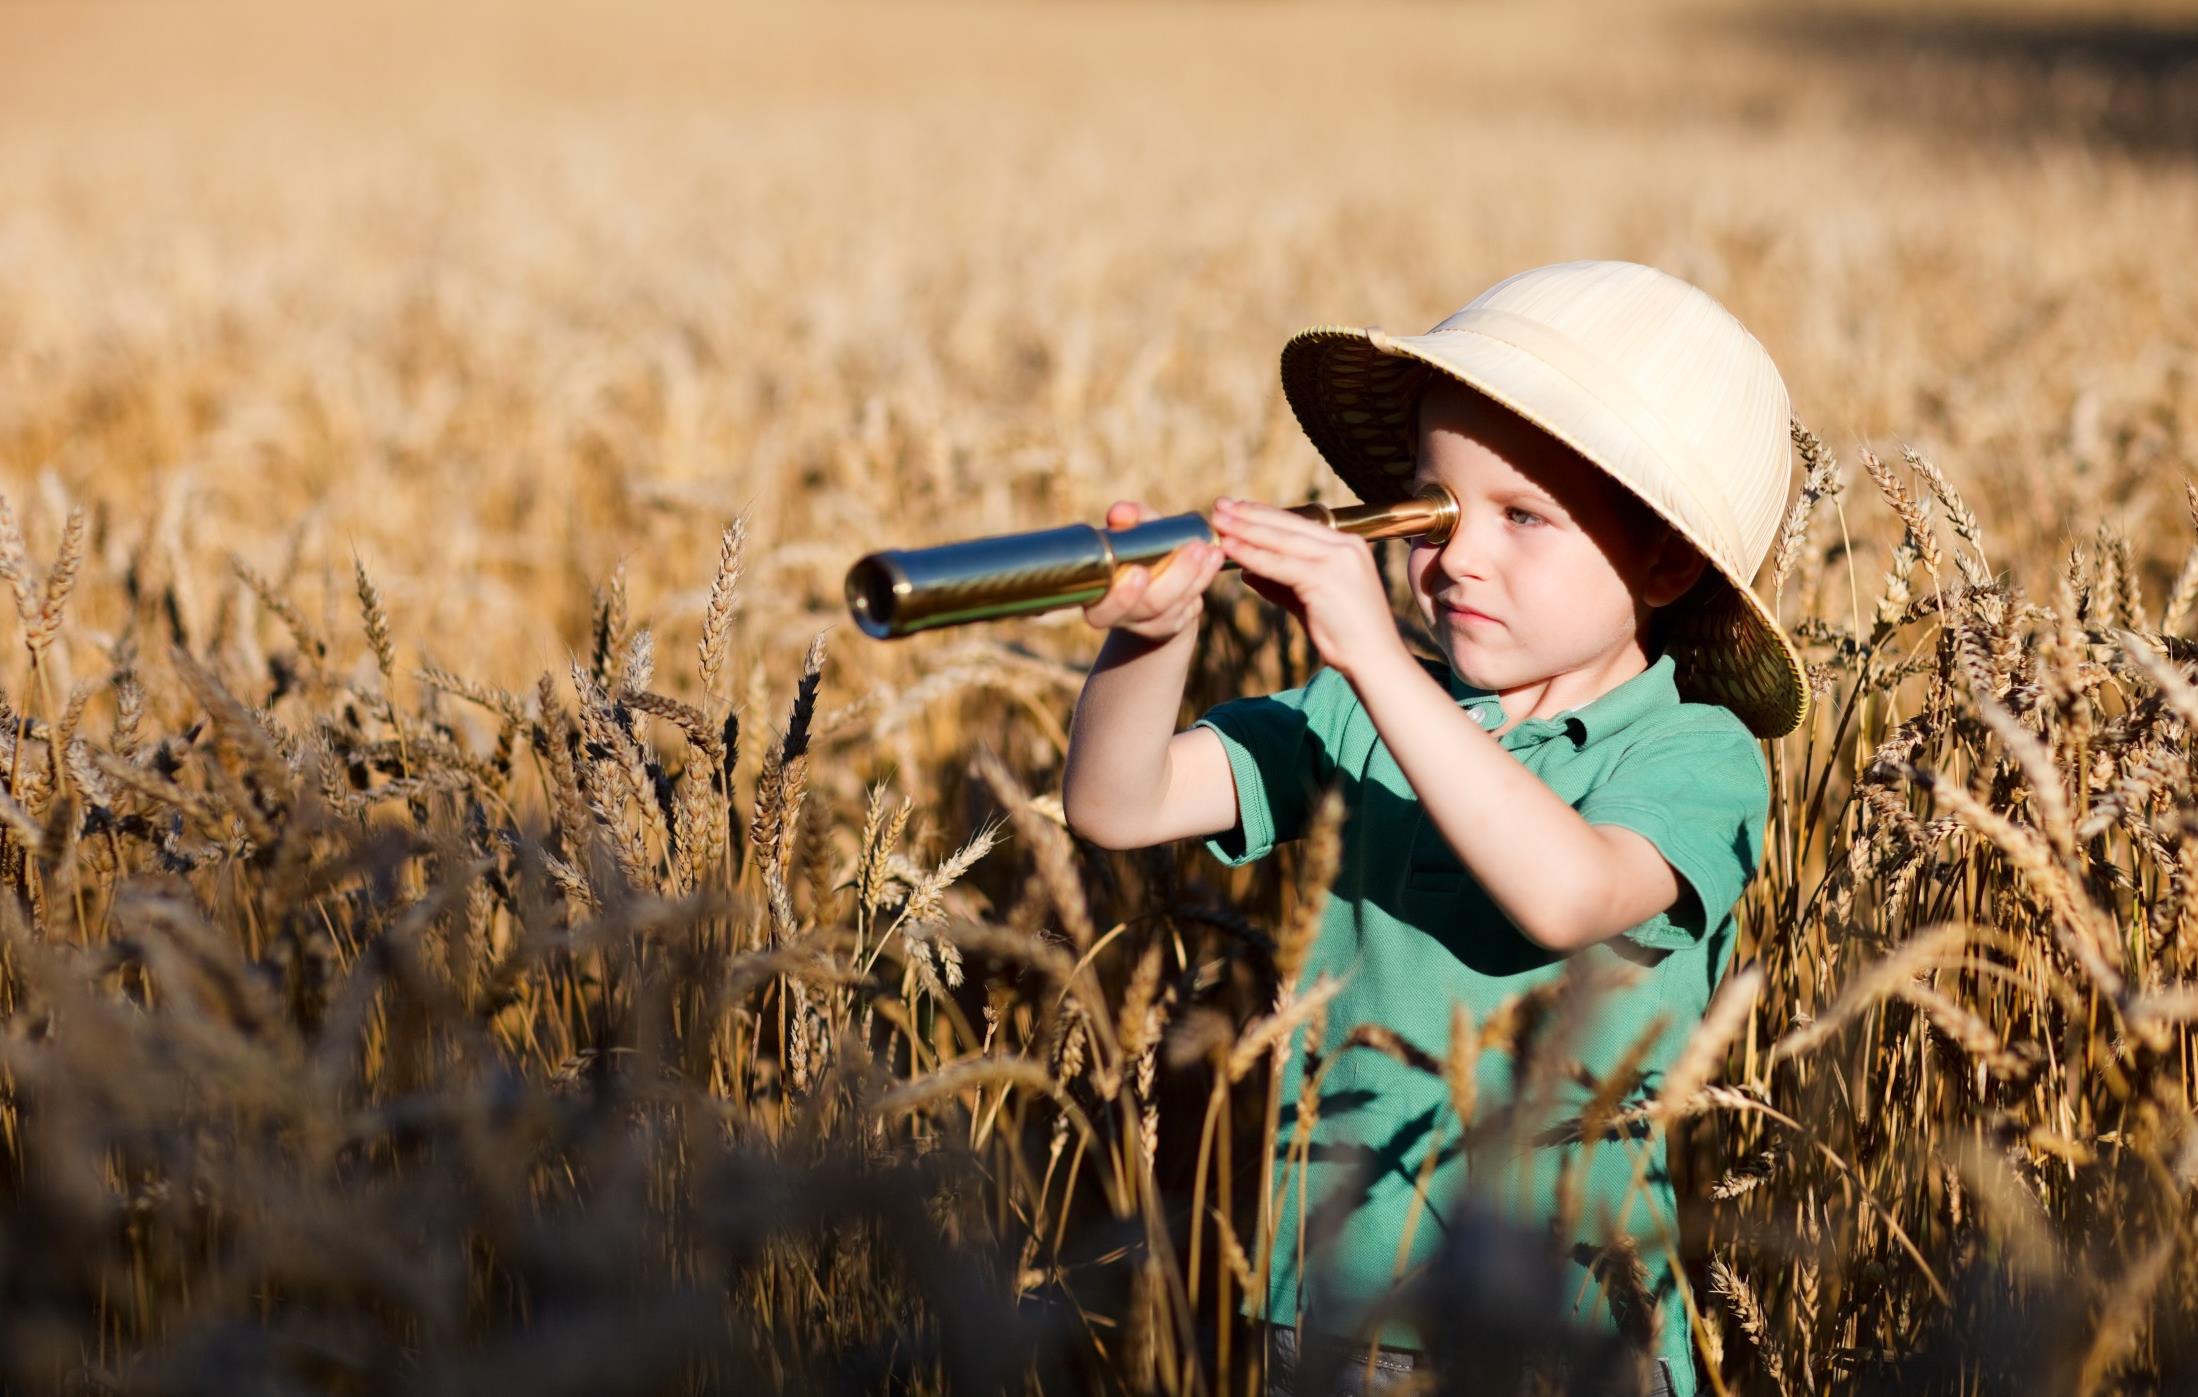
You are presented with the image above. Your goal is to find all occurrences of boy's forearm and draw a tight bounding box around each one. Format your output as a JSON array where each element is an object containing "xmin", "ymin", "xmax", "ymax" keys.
[
  {"xmin": 1344, "ymin": 648, "xmax": 1627, "ymax": 952},
  {"xmin": 1061, "ymin": 626, "xmax": 1199, "ymax": 847}
]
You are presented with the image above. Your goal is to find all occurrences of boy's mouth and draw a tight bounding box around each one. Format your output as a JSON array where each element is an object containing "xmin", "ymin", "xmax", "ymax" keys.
[{"xmin": 1439, "ymin": 600, "xmax": 1500, "ymax": 625}]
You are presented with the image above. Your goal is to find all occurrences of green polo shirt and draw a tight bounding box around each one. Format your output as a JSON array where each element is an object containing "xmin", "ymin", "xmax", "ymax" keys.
[{"xmin": 1191, "ymin": 649, "xmax": 1768, "ymax": 1396}]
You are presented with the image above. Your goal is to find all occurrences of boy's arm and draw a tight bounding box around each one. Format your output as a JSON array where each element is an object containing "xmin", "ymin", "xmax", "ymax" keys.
[
  {"xmin": 1062, "ymin": 625, "xmax": 1240, "ymax": 851},
  {"xmin": 1344, "ymin": 648, "xmax": 1685, "ymax": 954}
]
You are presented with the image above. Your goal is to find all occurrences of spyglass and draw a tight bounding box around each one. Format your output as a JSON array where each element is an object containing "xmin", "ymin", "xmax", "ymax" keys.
[{"xmin": 845, "ymin": 482, "xmax": 1459, "ymax": 639}]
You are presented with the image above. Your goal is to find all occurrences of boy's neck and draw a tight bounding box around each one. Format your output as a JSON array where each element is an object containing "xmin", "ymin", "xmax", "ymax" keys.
[{"xmin": 1466, "ymin": 635, "xmax": 1658, "ymax": 736}]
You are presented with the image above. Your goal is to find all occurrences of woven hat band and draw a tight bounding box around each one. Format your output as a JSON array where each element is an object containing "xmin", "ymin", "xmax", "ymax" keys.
[{"xmin": 1419, "ymin": 308, "xmax": 1746, "ymax": 560}]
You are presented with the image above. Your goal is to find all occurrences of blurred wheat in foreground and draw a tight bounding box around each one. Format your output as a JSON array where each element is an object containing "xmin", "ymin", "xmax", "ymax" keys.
[
  {"xmin": 6, "ymin": 1, "xmax": 2198, "ymax": 1391},
  {"xmin": 0, "ymin": 414, "xmax": 2195, "ymax": 1394}
]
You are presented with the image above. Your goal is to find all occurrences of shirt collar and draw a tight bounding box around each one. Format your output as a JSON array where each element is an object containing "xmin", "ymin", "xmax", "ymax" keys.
[{"xmin": 1442, "ymin": 650, "xmax": 1681, "ymax": 748}]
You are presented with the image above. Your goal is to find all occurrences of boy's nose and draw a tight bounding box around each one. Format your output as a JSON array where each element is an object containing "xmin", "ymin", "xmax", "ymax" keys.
[{"xmin": 1424, "ymin": 506, "xmax": 1493, "ymax": 578}]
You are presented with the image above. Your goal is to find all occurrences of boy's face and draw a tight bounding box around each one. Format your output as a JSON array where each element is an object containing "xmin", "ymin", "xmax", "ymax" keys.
[{"xmin": 1405, "ymin": 375, "xmax": 1706, "ymax": 694}]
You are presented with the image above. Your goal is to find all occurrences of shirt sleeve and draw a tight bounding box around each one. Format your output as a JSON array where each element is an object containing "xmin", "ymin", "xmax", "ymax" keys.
[
  {"xmin": 1188, "ymin": 667, "xmax": 1345, "ymax": 868},
  {"xmin": 1573, "ymin": 714, "xmax": 1771, "ymax": 950}
]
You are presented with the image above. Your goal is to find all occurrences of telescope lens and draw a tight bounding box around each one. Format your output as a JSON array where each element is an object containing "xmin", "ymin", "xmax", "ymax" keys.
[{"xmin": 846, "ymin": 556, "xmax": 905, "ymax": 639}]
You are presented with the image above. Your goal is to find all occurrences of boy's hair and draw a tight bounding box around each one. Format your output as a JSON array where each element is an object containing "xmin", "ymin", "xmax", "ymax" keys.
[{"xmin": 1411, "ymin": 375, "xmax": 1701, "ymax": 660}]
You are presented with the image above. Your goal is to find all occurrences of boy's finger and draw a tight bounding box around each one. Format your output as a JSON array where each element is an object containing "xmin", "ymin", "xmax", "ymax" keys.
[
  {"xmin": 1166, "ymin": 572, "xmax": 1212, "ymax": 617},
  {"xmin": 1140, "ymin": 546, "xmax": 1209, "ymax": 607},
  {"xmin": 1087, "ymin": 565, "xmax": 1149, "ymax": 619},
  {"xmin": 1217, "ymin": 533, "xmax": 1300, "ymax": 576},
  {"xmin": 1218, "ymin": 499, "xmax": 1324, "ymax": 531},
  {"xmin": 1213, "ymin": 511, "xmax": 1331, "ymax": 555}
]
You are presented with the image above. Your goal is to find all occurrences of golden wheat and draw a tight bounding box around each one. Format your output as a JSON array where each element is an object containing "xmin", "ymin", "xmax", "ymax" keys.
[{"xmin": 0, "ymin": 0, "xmax": 2195, "ymax": 1391}]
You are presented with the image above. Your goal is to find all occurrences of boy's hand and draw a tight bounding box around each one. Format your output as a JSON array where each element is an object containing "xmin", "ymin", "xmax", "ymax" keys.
[
  {"xmin": 1210, "ymin": 496, "xmax": 1405, "ymax": 681},
  {"xmin": 1081, "ymin": 500, "xmax": 1227, "ymax": 642}
]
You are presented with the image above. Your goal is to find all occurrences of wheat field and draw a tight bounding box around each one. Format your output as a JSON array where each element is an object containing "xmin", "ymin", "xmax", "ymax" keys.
[{"xmin": 1, "ymin": 0, "xmax": 2196, "ymax": 1392}]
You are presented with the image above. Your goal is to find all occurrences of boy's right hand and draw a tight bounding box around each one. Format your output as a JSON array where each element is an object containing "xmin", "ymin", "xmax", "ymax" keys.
[{"xmin": 1081, "ymin": 500, "xmax": 1227, "ymax": 641}]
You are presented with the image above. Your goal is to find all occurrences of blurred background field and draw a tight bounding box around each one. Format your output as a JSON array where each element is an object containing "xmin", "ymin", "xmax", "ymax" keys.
[
  {"xmin": 2, "ymin": 1, "xmax": 2197, "ymax": 1393},
  {"xmin": 8, "ymin": 0, "xmax": 2196, "ymax": 706}
]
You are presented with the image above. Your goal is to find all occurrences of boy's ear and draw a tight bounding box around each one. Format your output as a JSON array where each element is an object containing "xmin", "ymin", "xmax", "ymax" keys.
[{"xmin": 1640, "ymin": 521, "xmax": 1710, "ymax": 608}]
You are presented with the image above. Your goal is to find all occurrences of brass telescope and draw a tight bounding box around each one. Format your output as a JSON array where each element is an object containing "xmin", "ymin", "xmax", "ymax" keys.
[{"xmin": 846, "ymin": 482, "xmax": 1459, "ymax": 639}]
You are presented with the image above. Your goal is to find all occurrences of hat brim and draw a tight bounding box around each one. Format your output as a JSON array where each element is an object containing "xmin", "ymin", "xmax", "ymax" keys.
[{"xmin": 1279, "ymin": 324, "xmax": 1811, "ymax": 740}]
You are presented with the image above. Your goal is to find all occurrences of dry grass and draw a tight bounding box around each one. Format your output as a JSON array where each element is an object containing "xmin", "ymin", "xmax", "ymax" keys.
[{"xmin": 1, "ymin": 0, "xmax": 2196, "ymax": 1391}]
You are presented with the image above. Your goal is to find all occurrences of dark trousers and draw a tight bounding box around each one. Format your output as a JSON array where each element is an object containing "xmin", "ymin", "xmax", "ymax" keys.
[{"xmin": 1259, "ymin": 1322, "xmax": 1678, "ymax": 1397}]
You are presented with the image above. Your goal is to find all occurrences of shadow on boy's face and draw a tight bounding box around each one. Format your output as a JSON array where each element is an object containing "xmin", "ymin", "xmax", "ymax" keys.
[{"xmin": 1413, "ymin": 375, "xmax": 1674, "ymax": 584}]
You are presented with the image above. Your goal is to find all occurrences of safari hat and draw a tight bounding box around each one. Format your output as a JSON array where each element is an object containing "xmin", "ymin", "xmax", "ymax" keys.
[{"xmin": 1279, "ymin": 259, "xmax": 1810, "ymax": 739}]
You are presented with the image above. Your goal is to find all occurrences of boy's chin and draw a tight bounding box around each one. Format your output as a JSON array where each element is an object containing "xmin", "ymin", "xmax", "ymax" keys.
[
  {"xmin": 1434, "ymin": 642, "xmax": 1501, "ymax": 690},
  {"xmin": 1437, "ymin": 638, "xmax": 1554, "ymax": 695}
]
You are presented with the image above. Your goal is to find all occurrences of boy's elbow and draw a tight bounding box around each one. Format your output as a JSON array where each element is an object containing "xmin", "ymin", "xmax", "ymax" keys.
[
  {"xmin": 1542, "ymin": 828, "xmax": 1692, "ymax": 953},
  {"xmin": 1515, "ymin": 914, "xmax": 1588, "ymax": 956},
  {"xmin": 1060, "ymin": 795, "xmax": 1099, "ymax": 847},
  {"xmin": 1062, "ymin": 765, "xmax": 1165, "ymax": 852},
  {"xmin": 1519, "ymin": 883, "xmax": 1653, "ymax": 956},
  {"xmin": 1061, "ymin": 796, "xmax": 1132, "ymax": 851},
  {"xmin": 1513, "ymin": 893, "xmax": 1607, "ymax": 956},
  {"xmin": 1069, "ymin": 820, "xmax": 1148, "ymax": 852},
  {"xmin": 1063, "ymin": 809, "xmax": 1112, "ymax": 849}
]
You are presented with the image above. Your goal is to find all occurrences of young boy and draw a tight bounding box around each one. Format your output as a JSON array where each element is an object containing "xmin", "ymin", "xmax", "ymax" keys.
[{"xmin": 1060, "ymin": 260, "xmax": 1810, "ymax": 1396}]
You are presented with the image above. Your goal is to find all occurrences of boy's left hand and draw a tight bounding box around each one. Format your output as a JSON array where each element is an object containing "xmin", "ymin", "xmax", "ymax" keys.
[{"xmin": 1211, "ymin": 497, "xmax": 1407, "ymax": 681}]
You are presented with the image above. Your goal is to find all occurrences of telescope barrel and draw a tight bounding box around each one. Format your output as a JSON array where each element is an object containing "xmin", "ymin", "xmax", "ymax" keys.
[{"xmin": 846, "ymin": 483, "xmax": 1458, "ymax": 639}]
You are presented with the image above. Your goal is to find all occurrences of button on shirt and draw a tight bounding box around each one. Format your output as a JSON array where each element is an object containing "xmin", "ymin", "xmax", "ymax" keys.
[{"xmin": 1191, "ymin": 651, "xmax": 1769, "ymax": 1397}]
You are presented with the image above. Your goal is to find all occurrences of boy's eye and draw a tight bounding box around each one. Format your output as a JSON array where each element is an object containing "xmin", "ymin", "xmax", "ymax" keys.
[{"xmin": 1505, "ymin": 506, "xmax": 1545, "ymax": 527}]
